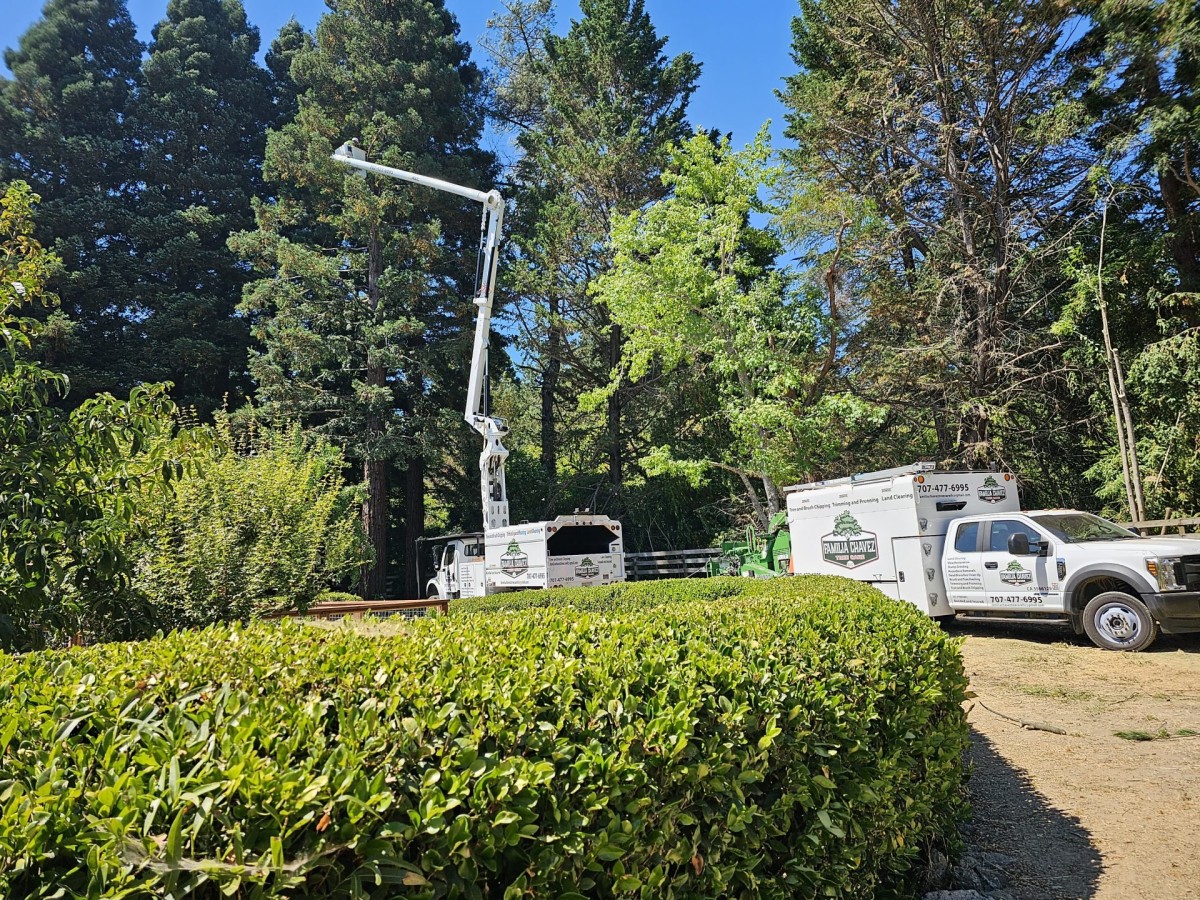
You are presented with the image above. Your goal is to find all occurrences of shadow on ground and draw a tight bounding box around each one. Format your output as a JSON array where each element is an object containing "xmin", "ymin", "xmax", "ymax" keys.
[
  {"xmin": 964, "ymin": 728, "xmax": 1102, "ymax": 899},
  {"xmin": 945, "ymin": 618, "xmax": 1199, "ymax": 653}
]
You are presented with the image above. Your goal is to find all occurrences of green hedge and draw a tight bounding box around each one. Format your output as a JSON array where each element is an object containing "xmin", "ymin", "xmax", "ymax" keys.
[
  {"xmin": 449, "ymin": 574, "xmax": 768, "ymax": 617},
  {"xmin": 0, "ymin": 576, "xmax": 968, "ymax": 898}
]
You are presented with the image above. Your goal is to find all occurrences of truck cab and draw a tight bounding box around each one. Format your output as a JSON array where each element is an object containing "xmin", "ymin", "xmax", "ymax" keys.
[
  {"xmin": 419, "ymin": 533, "xmax": 486, "ymax": 600},
  {"xmin": 942, "ymin": 509, "xmax": 1200, "ymax": 650}
]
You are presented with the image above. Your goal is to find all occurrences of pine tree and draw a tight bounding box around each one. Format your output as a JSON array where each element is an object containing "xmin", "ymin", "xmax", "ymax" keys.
[
  {"xmin": 1075, "ymin": 0, "xmax": 1200, "ymax": 294},
  {"xmin": 781, "ymin": 0, "xmax": 1094, "ymax": 479},
  {"xmin": 0, "ymin": 0, "xmax": 143, "ymax": 400},
  {"xmin": 486, "ymin": 0, "xmax": 699, "ymax": 514},
  {"xmin": 264, "ymin": 18, "xmax": 309, "ymax": 128},
  {"xmin": 230, "ymin": 0, "xmax": 493, "ymax": 598},
  {"xmin": 131, "ymin": 0, "xmax": 275, "ymax": 415}
]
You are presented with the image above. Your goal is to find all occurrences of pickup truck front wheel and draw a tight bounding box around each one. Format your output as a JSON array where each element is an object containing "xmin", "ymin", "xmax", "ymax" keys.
[{"xmin": 1083, "ymin": 591, "xmax": 1158, "ymax": 652}]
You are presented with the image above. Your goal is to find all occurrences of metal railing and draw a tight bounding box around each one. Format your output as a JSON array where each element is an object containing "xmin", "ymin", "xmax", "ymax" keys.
[{"xmin": 624, "ymin": 548, "xmax": 721, "ymax": 581}]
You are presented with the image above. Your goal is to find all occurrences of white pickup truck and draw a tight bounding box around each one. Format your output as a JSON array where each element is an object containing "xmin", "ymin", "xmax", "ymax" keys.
[{"xmin": 786, "ymin": 463, "xmax": 1200, "ymax": 651}]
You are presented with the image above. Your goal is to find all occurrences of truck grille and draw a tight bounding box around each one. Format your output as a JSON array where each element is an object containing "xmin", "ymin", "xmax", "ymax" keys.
[{"xmin": 1175, "ymin": 555, "xmax": 1200, "ymax": 591}]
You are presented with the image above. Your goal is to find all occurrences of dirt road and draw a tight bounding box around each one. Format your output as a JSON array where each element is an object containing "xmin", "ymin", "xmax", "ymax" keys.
[{"xmin": 953, "ymin": 621, "xmax": 1200, "ymax": 899}]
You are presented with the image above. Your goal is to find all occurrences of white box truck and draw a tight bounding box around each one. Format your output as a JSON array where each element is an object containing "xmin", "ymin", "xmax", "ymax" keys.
[
  {"xmin": 418, "ymin": 513, "xmax": 625, "ymax": 599},
  {"xmin": 786, "ymin": 463, "xmax": 1200, "ymax": 651}
]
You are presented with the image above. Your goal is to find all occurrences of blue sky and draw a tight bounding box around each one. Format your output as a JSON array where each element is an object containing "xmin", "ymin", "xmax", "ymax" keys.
[{"xmin": 1, "ymin": 0, "xmax": 796, "ymax": 157}]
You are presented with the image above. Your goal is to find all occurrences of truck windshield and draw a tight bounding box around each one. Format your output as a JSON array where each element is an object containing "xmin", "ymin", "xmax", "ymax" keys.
[{"xmin": 1028, "ymin": 512, "xmax": 1140, "ymax": 543}]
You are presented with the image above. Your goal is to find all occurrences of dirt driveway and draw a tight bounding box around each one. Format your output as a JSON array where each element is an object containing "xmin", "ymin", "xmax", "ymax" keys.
[{"xmin": 951, "ymin": 620, "xmax": 1200, "ymax": 899}]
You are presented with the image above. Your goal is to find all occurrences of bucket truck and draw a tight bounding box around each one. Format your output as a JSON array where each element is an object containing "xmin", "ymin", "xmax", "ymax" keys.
[{"xmin": 331, "ymin": 143, "xmax": 625, "ymax": 599}]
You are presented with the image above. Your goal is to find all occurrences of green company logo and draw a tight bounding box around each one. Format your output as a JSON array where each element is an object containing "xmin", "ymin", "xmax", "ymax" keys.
[
  {"xmin": 575, "ymin": 557, "xmax": 600, "ymax": 578},
  {"xmin": 500, "ymin": 540, "xmax": 528, "ymax": 578},
  {"xmin": 821, "ymin": 512, "xmax": 879, "ymax": 569},
  {"xmin": 978, "ymin": 475, "xmax": 1007, "ymax": 504},
  {"xmin": 999, "ymin": 560, "xmax": 1032, "ymax": 585}
]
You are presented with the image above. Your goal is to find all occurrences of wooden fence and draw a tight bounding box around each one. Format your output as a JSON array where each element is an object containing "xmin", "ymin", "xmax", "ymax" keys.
[
  {"xmin": 1121, "ymin": 517, "xmax": 1200, "ymax": 536},
  {"xmin": 272, "ymin": 597, "xmax": 448, "ymax": 622},
  {"xmin": 624, "ymin": 548, "xmax": 721, "ymax": 581}
]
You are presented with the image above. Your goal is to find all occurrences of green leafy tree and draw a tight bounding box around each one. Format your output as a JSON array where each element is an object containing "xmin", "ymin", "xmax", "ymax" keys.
[
  {"xmin": 1075, "ymin": 0, "xmax": 1200, "ymax": 294},
  {"xmin": 264, "ymin": 17, "xmax": 309, "ymax": 129},
  {"xmin": 782, "ymin": 0, "xmax": 1095, "ymax": 487},
  {"xmin": 130, "ymin": 0, "xmax": 275, "ymax": 415},
  {"xmin": 1056, "ymin": 3, "xmax": 1200, "ymax": 519},
  {"xmin": 485, "ymin": 0, "xmax": 700, "ymax": 514},
  {"xmin": 593, "ymin": 131, "xmax": 880, "ymax": 527},
  {"xmin": 0, "ymin": 182, "xmax": 179, "ymax": 651},
  {"xmin": 0, "ymin": 0, "xmax": 144, "ymax": 400},
  {"xmin": 230, "ymin": 0, "xmax": 493, "ymax": 597},
  {"xmin": 132, "ymin": 420, "xmax": 364, "ymax": 628}
]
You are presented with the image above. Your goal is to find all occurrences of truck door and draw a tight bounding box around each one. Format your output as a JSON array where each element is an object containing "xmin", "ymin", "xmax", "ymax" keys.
[
  {"xmin": 943, "ymin": 520, "xmax": 987, "ymax": 608},
  {"xmin": 440, "ymin": 543, "xmax": 459, "ymax": 598},
  {"xmin": 981, "ymin": 519, "xmax": 1059, "ymax": 611}
]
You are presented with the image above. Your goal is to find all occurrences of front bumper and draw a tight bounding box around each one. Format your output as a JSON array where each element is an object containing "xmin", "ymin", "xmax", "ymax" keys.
[{"xmin": 1146, "ymin": 591, "xmax": 1200, "ymax": 634}]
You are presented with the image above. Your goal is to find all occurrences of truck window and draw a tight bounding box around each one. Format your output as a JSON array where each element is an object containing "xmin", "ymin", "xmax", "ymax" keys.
[
  {"xmin": 954, "ymin": 522, "xmax": 980, "ymax": 552},
  {"xmin": 547, "ymin": 525, "xmax": 615, "ymax": 556},
  {"xmin": 463, "ymin": 543, "xmax": 484, "ymax": 557},
  {"xmin": 988, "ymin": 520, "xmax": 1043, "ymax": 552},
  {"xmin": 1028, "ymin": 512, "xmax": 1140, "ymax": 543}
]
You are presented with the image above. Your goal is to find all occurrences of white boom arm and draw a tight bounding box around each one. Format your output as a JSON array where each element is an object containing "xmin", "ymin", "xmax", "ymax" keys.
[{"xmin": 331, "ymin": 142, "xmax": 511, "ymax": 531}]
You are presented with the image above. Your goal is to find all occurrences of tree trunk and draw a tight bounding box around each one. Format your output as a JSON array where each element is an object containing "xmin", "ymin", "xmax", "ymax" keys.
[
  {"xmin": 1158, "ymin": 161, "xmax": 1200, "ymax": 295},
  {"xmin": 1113, "ymin": 349, "xmax": 1147, "ymax": 521},
  {"xmin": 1097, "ymin": 203, "xmax": 1146, "ymax": 522},
  {"xmin": 360, "ymin": 224, "xmax": 389, "ymax": 598},
  {"xmin": 606, "ymin": 321, "xmax": 624, "ymax": 500},
  {"xmin": 361, "ymin": 456, "xmax": 389, "ymax": 597},
  {"xmin": 1140, "ymin": 62, "xmax": 1200, "ymax": 296},
  {"xmin": 763, "ymin": 475, "xmax": 782, "ymax": 519},
  {"xmin": 404, "ymin": 454, "xmax": 424, "ymax": 598},
  {"xmin": 541, "ymin": 294, "xmax": 560, "ymax": 505},
  {"xmin": 738, "ymin": 471, "xmax": 769, "ymax": 531}
]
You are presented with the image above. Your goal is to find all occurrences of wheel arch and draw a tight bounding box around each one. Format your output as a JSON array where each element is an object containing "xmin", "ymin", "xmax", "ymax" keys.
[{"xmin": 1063, "ymin": 563, "xmax": 1149, "ymax": 615}]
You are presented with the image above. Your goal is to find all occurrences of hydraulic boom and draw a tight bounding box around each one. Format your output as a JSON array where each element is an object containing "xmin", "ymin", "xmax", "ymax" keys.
[{"xmin": 331, "ymin": 142, "xmax": 511, "ymax": 531}]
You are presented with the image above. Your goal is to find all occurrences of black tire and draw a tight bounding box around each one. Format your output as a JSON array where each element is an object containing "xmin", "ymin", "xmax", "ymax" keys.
[
  {"xmin": 1082, "ymin": 591, "xmax": 1158, "ymax": 651},
  {"xmin": 426, "ymin": 585, "xmax": 442, "ymax": 600}
]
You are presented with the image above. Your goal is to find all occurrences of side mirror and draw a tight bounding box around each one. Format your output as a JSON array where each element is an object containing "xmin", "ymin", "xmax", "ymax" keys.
[{"xmin": 1007, "ymin": 533, "xmax": 1030, "ymax": 556}]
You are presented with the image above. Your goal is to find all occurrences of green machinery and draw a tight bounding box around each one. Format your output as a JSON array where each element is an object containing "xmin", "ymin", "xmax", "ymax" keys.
[{"xmin": 707, "ymin": 511, "xmax": 792, "ymax": 578}]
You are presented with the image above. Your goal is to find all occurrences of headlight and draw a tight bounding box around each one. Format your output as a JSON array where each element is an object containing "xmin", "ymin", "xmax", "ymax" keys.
[{"xmin": 1146, "ymin": 557, "xmax": 1185, "ymax": 591}]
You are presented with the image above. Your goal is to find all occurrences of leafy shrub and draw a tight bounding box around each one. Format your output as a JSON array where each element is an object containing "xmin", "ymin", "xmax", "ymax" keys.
[
  {"xmin": 313, "ymin": 590, "xmax": 363, "ymax": 604},
  {"xmin": 131, "ymin": 421, "xmax": 365, "ymax": 628},
  {"xmin": 0, "ymin": 182, "xmax": 182, "ymax": 651},
  {"xmin": 450, "ymin": 573, "xmax": 763, "ymax": 617},
  {"xmin": 0, "ymin": 576, "xmax": 968, "ymax": 898}
]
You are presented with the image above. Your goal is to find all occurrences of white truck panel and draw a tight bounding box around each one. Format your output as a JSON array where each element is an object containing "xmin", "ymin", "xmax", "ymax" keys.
[
  {"xmin": 892, "ymin": 535, "xmax": 948, "ymax": 616},
  {"xmin": 486, "ymin": 522, "xmax": 551, "ymax": 590},
  {"xmin": 787, "ymin": 470, "xmax": 1019, "ymax": 615},
  {"xmin": 547, "ymin": 553, "xmax": 623, "ymax": 588},
  {"xmin": 483, "ymin": 515, "xmax": 624, "ymax": 594},
  {"xmin": 457, "ymin": 559, "xmax": 486, "ymax": 598},
  {"xmin": 787, "ymin": 479, "xmax": 918, "ymax": 582}
]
